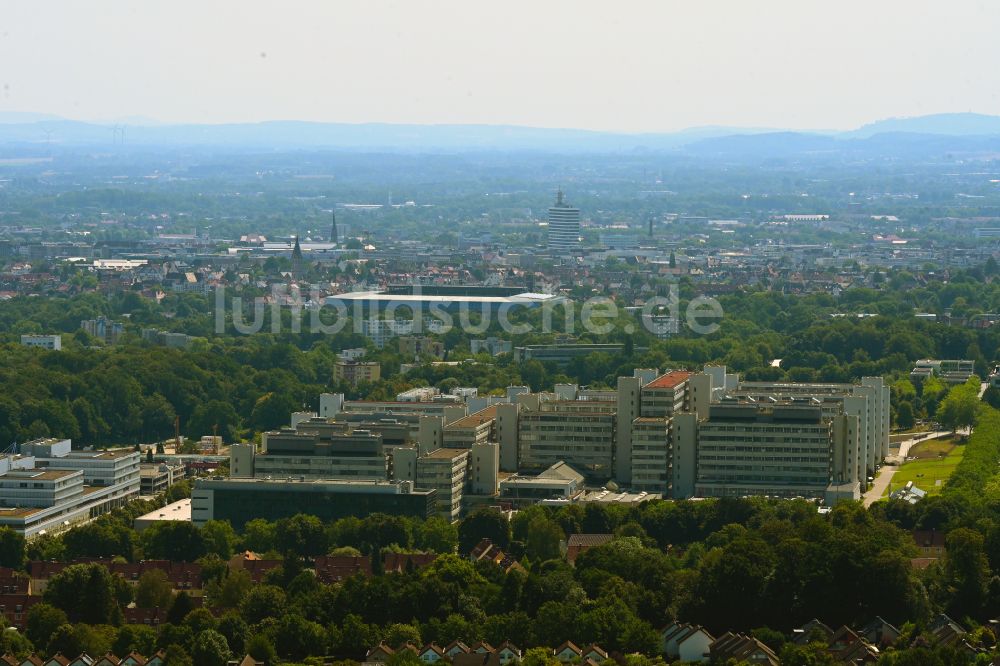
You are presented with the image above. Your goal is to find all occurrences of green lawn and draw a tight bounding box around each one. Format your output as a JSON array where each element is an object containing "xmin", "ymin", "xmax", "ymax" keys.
[
  {"xmin": 884, "ymin": 443, "xmax": 966, "ymax": 497},
  {"xmin": 907, "ymin": 436, "xmax": 963, "ymax": 458}
]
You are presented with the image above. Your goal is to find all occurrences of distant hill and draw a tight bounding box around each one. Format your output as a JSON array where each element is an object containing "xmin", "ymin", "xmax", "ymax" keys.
[
  {"xmin": 0, "ymin": 120, "xmax": 692, "ymax": 152},
  {"xmin": 848, "ymin": 112, "xmax": 1000, "ymax": 137},
  {"xmin": 683, "ymin": 128, "xmax": 1000, "ymax": 159},
  {"xmin": 683, "ymin": 132, "xmax": 840, "ymax": 157},
  {"xmin": 0, "ymin": 111, "xmax": 64, "ymax": 124},
  {"xmin": 2, "ymin": 112, "xmax": 1000, "ymax": 155}
]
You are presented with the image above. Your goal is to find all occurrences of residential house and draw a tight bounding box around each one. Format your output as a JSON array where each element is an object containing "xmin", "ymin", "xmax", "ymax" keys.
[
  {"xmin": 383, "ymin": 552, "xmax": 437, "ymax": 574},
  {"xmin": 661, "ymin": 622, "xmax": 713, "ymax": 663},
  {"xmin": 124, "ymin": 607, "xmax": 167, "ymax": 626},
  {"xmin": 0, "ymin": 592, "xmax": 40, "ymax": 629},
  {"xmin": 928, "ymin": 614, "xmax": 968, "ymax": 647},
  {"xmin": 553, "ymin": 641, "xmax": 582, "ymax": 662},
  {"xmin": 313, "ymin": 555, "xmax": 373, "ymax": 584},
  {"xmin": 580, "ymin": 646, "xmax": 608, "ymax": 663},
  {"xmin": 145, "ymin": 652, "xmax": 166, "ymax": 666},
  {"xmin": 709, "ymin": 633, "xmax": 780, "ymax": 666},
  {"xmin": 913, "ymin": 530, "xmax": 947, "ymax": 557},
  {"xmin": 496, "ymin": 641, "xmax": 521, "ymax": 664},
  {"xmin": 417, "ymin": 644, "xmax": 445, "ymax": 663},
  {"xmin": 824, "ymin": 625, "xmax": 882, "ymax": 663},
  {"xmin": 564, "ymin": 534, "xmax": 613, "ymax": 565},
  {"xmin": 229, "ymin": 658, "xmax": 265, "ymax": 666},
  {"xmin": 468, "ymin": 539, "xmax": 525, "ymax": 574},
  {"xmin": 228, "ymin": 552, "xmax": 282, "ymax": 582},
  {"xmin": 41, "ymin": 656, "xmax": 71, "ymax": 666},
  {"xmin": 453, "ymin": 654, "xmax": 500, "ymax": 666},
  {"xmin": 791, "ymin": 618, "xmax": 834, "ymax": 645},
  {"xmin": 858, "ymin": 616, "xmax": 901, "ymax": 648},
  {"xmin": 366, "ymin": 644, "xmax": 395, "ymax": 663},
  {"xmin": 470, "ymin": 642, "xmax": 495, "ymax": 655},
  {"xmin": 444, "ymin": 642, "xmax": 470, "ymax": 658},
  {"xmin": 833, "ymin": 640, "xmax": 880, "ymax": 664},
  {"xmin": 93, "ymin": 658, "xmax": 121, "ymax": 666}
]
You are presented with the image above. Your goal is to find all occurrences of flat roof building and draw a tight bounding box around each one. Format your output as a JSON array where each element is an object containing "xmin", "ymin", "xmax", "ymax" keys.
[
  {"xmin": 0, "ymin": 440, "xmax": 141, "ymax": 537},
  {"xmin": 133, "ymin": 498, "xmax": 192, "ymax": 532},
  {"xmin": 20, "ymin": 334, "xmax": 61, "ymax": 351},
  {"xmin": 192, "ymin": 477, "xmax": 437, "ymax": 528},
  {"xmin": 333, "ymin": 360, "xmax": 381, "ymax": 387}
]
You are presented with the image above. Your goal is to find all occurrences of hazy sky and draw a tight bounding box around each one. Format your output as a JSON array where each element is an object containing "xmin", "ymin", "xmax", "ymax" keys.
[{"xmin": 2, "ymin": 1, "xmax": 999, "ymax": 132}]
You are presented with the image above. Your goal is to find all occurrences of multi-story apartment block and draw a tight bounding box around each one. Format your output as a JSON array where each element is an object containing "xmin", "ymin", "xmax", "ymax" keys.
[
  {"xmin": 471, "ymin": 337, "xmax": 513, "ymax": 356},
  {"xmin": 361, "ymin": 318, "xmax": 413, "ymax": 348},
  {"xmin": 19, "ymin": 334, "xmax": 61, "ymax": 350},
  {"xmin": 398, "ymin": 335, "xmax": 445, "ymax": 360},
  {"xmin": 333, "ymin": 360, "xmax": 381, "ymax": 387},
  {"xmin": 80, "ymin": 316, "xmax": 124, "ymax": 344}
]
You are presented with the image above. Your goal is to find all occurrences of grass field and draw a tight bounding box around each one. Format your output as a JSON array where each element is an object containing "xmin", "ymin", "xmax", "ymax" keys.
[
  {"xmin": 884, "ymin": 439, "xmax": 965, "ymax": 497},
  {"xmin": 907, "ymin": 436, "xmax": 963, "ymax": 458},
  {"xmin": 891, "ymin": 431, "xmax": 933, "ymax": 443}
]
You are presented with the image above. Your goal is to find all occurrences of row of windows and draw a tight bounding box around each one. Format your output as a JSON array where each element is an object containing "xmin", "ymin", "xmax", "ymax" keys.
[
  {"xmin": 702, "ymin": 425, "xmax": 828, "ymax": 434},
  {"xmin": 698, "ymin": 474, "xmax": 829, "ymax": 484}
]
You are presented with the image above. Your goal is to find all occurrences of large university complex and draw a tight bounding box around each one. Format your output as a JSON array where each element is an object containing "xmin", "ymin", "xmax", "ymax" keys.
[
  {"xmin": 193, "ymin": 366, "xmax": 890, "ymax": 524},
  {"xmin": 0, "ymin": 438, "xmax": 140, "ymax": 536}
]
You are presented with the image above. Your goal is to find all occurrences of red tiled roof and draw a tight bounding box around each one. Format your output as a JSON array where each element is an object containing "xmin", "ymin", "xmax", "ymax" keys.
[
  {"xmin": 566, "ymin": 534, "xmax": 614, "ymax": 564},
  {"xmin": 383, "ymin": 552, "xmax": 437, "ymax": 574},
  {"xmin": 645, "ymin": 370, "xmax": 692, "ymax": 389},
  {"xmin": 314, "ymin": 555, "xmax": 372, "ymax": 584}
]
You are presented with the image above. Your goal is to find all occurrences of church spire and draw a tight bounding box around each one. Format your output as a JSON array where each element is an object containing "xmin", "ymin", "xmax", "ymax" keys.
[
  {"xmin": 331, "ymin": 209, "xmax": 338, "ymax": 245},
  {"xmin": 291, "ymin": 235, "xmax": 303, "ymax": 278}
]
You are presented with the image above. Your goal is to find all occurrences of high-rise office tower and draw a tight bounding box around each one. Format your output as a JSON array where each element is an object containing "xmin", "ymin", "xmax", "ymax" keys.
[{"xmin": 547, "ymin": 189, "xmax": 580, "ymax": 252}]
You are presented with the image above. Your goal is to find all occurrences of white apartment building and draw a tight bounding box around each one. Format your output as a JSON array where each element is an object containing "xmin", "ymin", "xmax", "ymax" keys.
[
  {"xmin": 672, "ymin": 403, "xmax": 860, "ymax": 504},
  {"xmin": 20, "ymin": 334, "xmax": 61, "ymax": 351}
]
